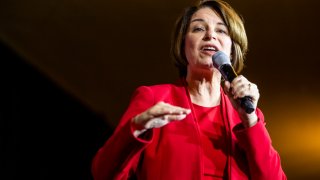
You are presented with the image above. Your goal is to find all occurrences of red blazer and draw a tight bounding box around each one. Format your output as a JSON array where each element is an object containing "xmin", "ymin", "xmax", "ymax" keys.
[{"xmin": 92, "ymin": 82, "xmax": 286, "ymax": 180}]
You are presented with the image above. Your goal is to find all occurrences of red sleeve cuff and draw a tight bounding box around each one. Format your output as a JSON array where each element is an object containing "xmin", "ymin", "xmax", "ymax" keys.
[
  {"xmin": 130, "ymin": 120, "xmax": 154, "ymax": 143},
  {"xmin": 233, "ymin": 120, "xmax": 272, "ymax": 153}
]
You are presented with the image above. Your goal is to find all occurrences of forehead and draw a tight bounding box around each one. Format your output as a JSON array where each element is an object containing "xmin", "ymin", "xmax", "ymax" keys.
[{"xmin": 190, "ymin": 7, "xmax": 223, "ymax": 24}]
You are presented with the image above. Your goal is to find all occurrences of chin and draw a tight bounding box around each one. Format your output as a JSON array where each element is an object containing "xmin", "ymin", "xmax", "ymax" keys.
[
  {"xmin": 200, "ymin": 66, "xmax": 214, "ymax": 74},
  {"xmin": 203, "ymin": 63, "xmax": 214, "ymax": 69}
]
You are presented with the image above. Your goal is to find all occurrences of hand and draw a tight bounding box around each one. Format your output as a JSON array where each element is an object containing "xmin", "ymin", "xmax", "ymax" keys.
[
  {"xmin": 132, "ymin": 101, "xmax": 191, "ymax": 136},
  {"xmin": 223, "ymin": 75, "xmax": 260, "ymax": 127}
]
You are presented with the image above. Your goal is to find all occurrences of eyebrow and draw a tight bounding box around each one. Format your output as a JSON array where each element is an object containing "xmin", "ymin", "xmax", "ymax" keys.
[{"xmin": 190, "ymin": 18, "xmax": 226, "ymax": 26}]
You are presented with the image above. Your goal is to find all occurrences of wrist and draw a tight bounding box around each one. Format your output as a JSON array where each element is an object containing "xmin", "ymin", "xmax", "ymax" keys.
[
  {"xmin": 241, "ymin": 112, "xmax": 258, "ymax": 128},
  {"xmin": 131, "ymin": 117, "xmax": 147, "ymax": 137}
]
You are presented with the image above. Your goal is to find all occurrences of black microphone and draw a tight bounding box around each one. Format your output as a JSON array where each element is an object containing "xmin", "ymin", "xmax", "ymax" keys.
[{"xmin": 212, "ymin": 51, "xmax": 255, "ymax": 114}]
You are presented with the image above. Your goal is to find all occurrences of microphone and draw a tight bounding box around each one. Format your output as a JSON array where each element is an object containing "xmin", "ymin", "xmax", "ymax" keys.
[{"xmin": 212, "ymin": 51, "xmax": 255, "ymax": 114}]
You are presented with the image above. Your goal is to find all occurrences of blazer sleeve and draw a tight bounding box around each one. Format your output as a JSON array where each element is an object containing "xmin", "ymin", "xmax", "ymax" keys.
[
  {"xmin": 233, "ymin": 109, "xmax": 287, "ymax": 180},
  {"xmin": 91, "ymin": 86, "xmax": 155, "ymax": 180}
]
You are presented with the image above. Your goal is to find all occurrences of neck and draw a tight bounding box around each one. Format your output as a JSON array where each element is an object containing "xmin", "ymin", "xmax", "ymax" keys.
[{"xmin": 186, "ymin": 68, "xmax": 222, "ymax": 107}]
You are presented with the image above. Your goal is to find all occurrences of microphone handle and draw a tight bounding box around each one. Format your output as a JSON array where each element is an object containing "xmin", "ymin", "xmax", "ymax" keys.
[{"xmin": 220, "ymin": 64, "xmax": 255, "ymax": 114}]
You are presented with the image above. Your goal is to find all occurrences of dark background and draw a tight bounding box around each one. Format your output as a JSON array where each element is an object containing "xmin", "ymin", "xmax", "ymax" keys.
[{"xmin": 1, "ymin": 0, "xmax": 320, "ymax": 179}]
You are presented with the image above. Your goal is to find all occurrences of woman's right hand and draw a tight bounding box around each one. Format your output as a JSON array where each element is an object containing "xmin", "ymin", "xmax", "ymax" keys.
[{"xmin": 132, "ymin": 101, "xmax": 191, "ymax": 137}]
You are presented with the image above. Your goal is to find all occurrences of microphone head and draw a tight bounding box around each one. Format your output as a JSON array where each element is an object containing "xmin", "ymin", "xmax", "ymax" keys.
[{"xmin": 212, "ymin": 51, "xmax": 231, "ymax": 69}]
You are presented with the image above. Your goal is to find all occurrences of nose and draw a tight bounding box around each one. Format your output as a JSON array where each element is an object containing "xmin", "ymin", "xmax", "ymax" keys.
[{"xmin": 203, "ymin": 30, "xmax": 217, "ymax": 41}]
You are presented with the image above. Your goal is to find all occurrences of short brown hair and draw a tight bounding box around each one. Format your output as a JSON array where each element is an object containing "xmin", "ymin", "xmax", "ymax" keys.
[{"xmin": 171, "ymin": 0, "xmax": 248, "ymax": 77}]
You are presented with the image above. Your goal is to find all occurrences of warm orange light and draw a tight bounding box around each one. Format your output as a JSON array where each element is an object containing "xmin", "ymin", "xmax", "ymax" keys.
[{"xmin": 264, "ymin": 94, "xmax": 320, "ymax": 179}]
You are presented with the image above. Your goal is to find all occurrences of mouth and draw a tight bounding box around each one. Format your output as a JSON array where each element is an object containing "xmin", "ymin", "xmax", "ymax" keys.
[{"xmin": 200, "ymin": 45, "xmax": 218, "ymax": 55}]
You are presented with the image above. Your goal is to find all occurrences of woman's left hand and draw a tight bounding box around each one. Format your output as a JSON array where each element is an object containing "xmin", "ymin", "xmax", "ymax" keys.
[{"xmin": 223, "ymin": 75, "xmax": 260, "ymax": 128}]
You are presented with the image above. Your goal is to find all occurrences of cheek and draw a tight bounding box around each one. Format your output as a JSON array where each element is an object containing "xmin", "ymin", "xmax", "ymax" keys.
[
  {"xmin": 221, "ymin": 38, "xmax": 233, "ymax": 56},
  {"xmin": 184, "ymin": 37, "xmax": 197, "ymax": 61}
]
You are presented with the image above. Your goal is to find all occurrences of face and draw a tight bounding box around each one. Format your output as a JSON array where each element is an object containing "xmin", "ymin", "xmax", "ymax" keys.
[{"xmin": 185, "ymin": 7, "xmax": 232, "ymax": 73}]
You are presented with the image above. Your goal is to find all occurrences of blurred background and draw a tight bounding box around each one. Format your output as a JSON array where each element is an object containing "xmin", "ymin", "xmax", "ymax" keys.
[{"xmin": 0, "ymin": 0, "xmax": 319, "ymax": 179}]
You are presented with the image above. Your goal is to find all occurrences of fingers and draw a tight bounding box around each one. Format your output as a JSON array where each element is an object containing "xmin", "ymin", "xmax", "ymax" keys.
[
  {"xmin": 223, "ymin": 81, "xmax": 231, "ymax": 93},
  {"xmin": 145, "ymin": 113, "xmax": 188, "ymax": 129},
  {"xmin": 134, "ymin": 101, "xmax": 191, "ymax": 129},
  {"xmin": 230, "ymin": 75, "xmax": 259, "ymax": 100},
  {"xmin": 223, "ymin": 75, "xmax": 260, "ymax": 114},
  {"xmin": 145, "ymin": 117, "xmax": 169, "ymax": 129},
  {"xmin": 223, "ymin": 76, "xmax": 260, "ymax": 125},
  {"xmin": 138, "ymin": 101, "xmax": 189, "ymax": 120},
  {"xmin": 153, "ymin": 101, "xmax": 191, "ymax": 116}
]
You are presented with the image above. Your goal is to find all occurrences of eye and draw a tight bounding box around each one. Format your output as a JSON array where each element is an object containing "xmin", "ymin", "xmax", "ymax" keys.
[
  {"xmin": 216, "ymin": 28, "xmax": 229, "ymax": 35},
  {"xmin": 192, "ymin": 26, "xmax": 205, "ymax": 32}
]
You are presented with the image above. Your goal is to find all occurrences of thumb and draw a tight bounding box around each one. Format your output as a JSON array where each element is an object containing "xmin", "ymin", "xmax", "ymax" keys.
[
  {"xmin": 222, "ymin": 80, "xmax": 241, "ymax": 111},
  {"xmin": 222, "ymin": 80, "xmax": 231, "ymax": 94}
]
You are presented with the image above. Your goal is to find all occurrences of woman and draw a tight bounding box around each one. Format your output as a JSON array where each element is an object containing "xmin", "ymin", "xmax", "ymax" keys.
[{"xmin": 92, "ymin": 0, "xmax": 286, "ymax": 179}]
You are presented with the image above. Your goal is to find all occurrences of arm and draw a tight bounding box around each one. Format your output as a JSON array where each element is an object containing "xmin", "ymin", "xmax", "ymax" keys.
[
  {"xmin": 234, "ymin": 109, "xmax": 287, "ymax": 180},
  {"xmin": 91, "ymin": 86, "xmax": 191, "ymax": 180},
  {"xmin": 91, "ymin": 86, "xmax": 155, "ymax": 180},
  {"xmin": 224, "ymin": 76, "xmax": 286, "ymax": 179}
]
